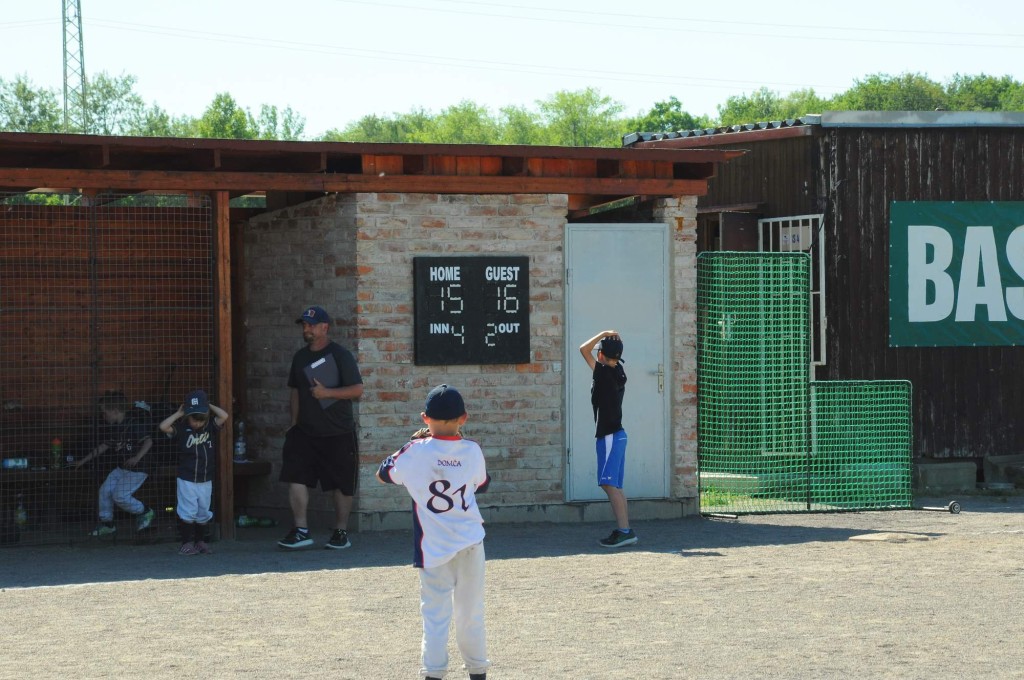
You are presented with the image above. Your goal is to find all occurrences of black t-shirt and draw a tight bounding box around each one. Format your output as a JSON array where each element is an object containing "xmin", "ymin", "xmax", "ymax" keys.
[
  {"xmin": 288, "ymin": 341, "xmax": 363, "ymax": 437},
  {"xmin": 97, "ymin": 408, "xmax": 155, "ymax": 474},
  {"xmin": 169, "ymin": 420, "xmax": 221, "ymax": 483},
  {"xmin": 591, "ymin": 362, "xmax": 627, "ymax": 437}
]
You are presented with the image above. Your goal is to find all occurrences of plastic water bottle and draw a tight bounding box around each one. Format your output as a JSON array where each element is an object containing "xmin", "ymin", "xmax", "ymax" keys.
[
  {"xmin": 233, "ymin": 421, "xmax": 247, "ymax": 461},
  {"xmin": 51, "ymin": 437, "xmax": 63, "ymax": 470},
  {"xmin": 14, "ymin": 495, "xmax": 27, "ymax": 527}
]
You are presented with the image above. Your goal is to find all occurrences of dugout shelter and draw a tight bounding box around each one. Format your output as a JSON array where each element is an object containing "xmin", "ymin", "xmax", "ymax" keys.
[{"xmin": 0, "ymin": 132, "xmax": 740, "ymax": 545}]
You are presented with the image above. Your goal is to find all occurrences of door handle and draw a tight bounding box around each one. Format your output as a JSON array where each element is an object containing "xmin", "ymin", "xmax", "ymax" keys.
[{"xmin": 650, "ymin": 364, "xmax": 664, "ymax": 393}]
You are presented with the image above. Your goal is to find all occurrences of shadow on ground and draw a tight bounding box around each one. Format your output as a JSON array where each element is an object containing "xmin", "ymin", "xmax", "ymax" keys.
[{"xmin": 0, "ymin": 510, "xmax": 931, "ymax": 590}]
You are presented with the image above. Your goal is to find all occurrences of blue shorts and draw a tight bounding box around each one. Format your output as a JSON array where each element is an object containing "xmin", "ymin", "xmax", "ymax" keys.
[{"xmin": 596, "ymin": 429, "xmax": 627, "ymax": 488}]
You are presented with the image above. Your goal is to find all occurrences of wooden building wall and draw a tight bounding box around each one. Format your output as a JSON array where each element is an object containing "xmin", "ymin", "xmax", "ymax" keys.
[
  {"xmin": 697, "ymin": 135, "xmax": 823, "ymax": 216},
  {"xmin": 0, "ymin": 200, "xmax": 215, "ymax": 461},
  {"xmin": 688, "ymin": 124, "xmax": 1024, "ymax": 462},
  {"xmin": 819, "ymin": 127, "xmax": 1024, "ymax": 460}
]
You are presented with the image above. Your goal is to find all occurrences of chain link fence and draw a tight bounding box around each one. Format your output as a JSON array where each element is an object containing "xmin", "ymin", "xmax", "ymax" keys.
[{"xmin": 1, "ymin": 193, "xmax": 214, "ymax": 546}]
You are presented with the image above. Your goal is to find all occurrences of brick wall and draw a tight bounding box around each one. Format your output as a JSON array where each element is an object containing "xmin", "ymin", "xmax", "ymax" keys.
[
  {"xmin": 652, "ymin": 197, "xmax": 700, "ymax": 501},
  {"xmin": 242, "ymin": 192, "xmax": 700, "ymax": 528},
  {"xmin": 242, "ymin": 194, "xmax": 359, "ymax": 517}
]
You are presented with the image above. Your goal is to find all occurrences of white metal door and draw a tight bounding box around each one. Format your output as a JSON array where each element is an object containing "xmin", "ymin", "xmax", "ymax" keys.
[{"xmin": 566, "ymin": 223, "xmax": 670, "ymax": 501}]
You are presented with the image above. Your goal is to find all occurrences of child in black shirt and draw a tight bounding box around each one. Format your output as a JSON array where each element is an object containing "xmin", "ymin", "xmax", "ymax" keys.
[
  {"xmin": 579, "ymin": 330, "xmax": 637, "ymax": 548},
  {"xmin": 159, "ymin": 389, "xmax": 229, "ymax": 555},
  {"xmin": 74, "ymin": 391, "xmax": 157, "ymax": 538}
]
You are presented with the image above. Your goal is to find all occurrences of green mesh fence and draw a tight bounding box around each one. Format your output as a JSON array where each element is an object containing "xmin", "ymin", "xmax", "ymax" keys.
[
  {"xmin": 696, "ymin": 252, "xmax": 912, "ymax": 514},
  {"xmin": 809, "ymin": 381, "xmax": 913, "ymax": 510}
]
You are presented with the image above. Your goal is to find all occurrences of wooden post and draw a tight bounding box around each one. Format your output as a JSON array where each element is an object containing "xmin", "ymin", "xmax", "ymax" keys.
[{"xmin": 212, "ymin": 190, "xmax": 236, "ymax": 539}]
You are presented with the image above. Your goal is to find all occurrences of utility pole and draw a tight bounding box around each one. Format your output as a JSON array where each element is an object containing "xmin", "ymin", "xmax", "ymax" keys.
[{"xmin": 62, "ymin": 0, "xmax": 88, "ymax": 133}]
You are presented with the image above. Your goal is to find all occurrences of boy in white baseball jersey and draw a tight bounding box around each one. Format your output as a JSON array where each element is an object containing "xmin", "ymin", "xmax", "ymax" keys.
[{"xmin": 376, "ymin": 384, "xmax": 491, "ymax": 680}]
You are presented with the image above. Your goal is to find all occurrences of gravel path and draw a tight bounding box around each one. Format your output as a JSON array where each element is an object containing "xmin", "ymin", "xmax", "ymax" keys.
[{"xmin": 2, "ymin": 494, "xmax": 1022, "ymax": 679}]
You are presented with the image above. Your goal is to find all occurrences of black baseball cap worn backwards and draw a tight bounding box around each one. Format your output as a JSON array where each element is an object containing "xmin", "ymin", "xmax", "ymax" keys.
[
  {"xmin": 184, "ymin": 389, "xmax": 210, "ymax": 415},
  {"xmin": 599, "ymin": 336, "xmax": 624, "ymax": 361},
  {"xmin": 296, "ymin": 306, "xmax": 331, "ymax": 325},
  {"xmin": 424, "ymin": 384, "xmax": 466, "ymax": 421}
]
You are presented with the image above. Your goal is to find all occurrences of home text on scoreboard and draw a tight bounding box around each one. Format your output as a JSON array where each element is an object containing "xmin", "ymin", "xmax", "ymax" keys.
[{"xmin": 413, "ymin": 256, "xmax": 530, "ymax": 365}]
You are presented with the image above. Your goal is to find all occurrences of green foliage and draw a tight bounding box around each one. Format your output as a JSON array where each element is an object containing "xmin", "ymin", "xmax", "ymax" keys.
[
  {"xmin": 320, "ymin": 109, "xmax": 433, "ymax": 142},
  {"xmin": 195, "ymin": 93, "xmax": 258, "ymax": 139},
  {"xmin": 946, "ymin": 73, "xmax": 1024, "ymax": 111},
  {"xmin": 3, "ymin": 69, "xmax": 1024, "ymax": 144},
  {"xmin": 496, "ymin": 105, "xmax": 544, "ymax": 145},
  {"xmin": 415, "ymin": 101, "xmax": 499, "ymax": 144},
  {"xmin": 85, "ymin": 72, "xmax": 149, "ymax": 135},
  {"xmin": 716, "ymin": 87, "xmax": 827, "ymax": 126},
  {"xmin": 0, "ymin": 192, "xmax": 69, "ymax": 205},
  {"xmin": 536, "ymin": 87, "xmax": 625, "ymax": 147},
  {"xmin": 626, "ymin": 96, "xmax": 711, "ymax": 133},
  {"xmin": 1001, "ymin": 86, "xmax": 1024, "ymax": 111},
  {"xmin": 829, "ymin": 72, "xmax": 947, "ymax": 111},
  {"xmin": 257, "ymin": 104, "xmax": 306, "ymax": 141},
  {"xmin": 779, "ymin": 88, "xmax": 829, "ymax": 119},
  {"xmin": 0, "ymin": 74, "xmax": 62, "ymax": 132}
]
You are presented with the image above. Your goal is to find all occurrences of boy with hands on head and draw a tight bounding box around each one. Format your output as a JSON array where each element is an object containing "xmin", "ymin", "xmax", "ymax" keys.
[
  {"xmin": 159, "ymin": 389, "xmax": 229, "ymax": 555},
  {"xmin": 377, "ymin": 384, "xmax": 490, "ymax": 680},
  {"xmin": 580, "ymin": 329, "xmax": 638, "ymax": 548}
]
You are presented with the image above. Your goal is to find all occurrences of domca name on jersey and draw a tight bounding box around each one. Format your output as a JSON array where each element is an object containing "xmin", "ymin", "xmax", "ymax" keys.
[{"xmin": 436, "ymin": 459, "xmax": 463, "ymax": 467}]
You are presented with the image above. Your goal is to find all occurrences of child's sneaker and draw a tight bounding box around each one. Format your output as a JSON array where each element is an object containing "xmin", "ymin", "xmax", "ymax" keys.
[
  {"xmin": 598, "ymin": 529, "xmax": 638, "ymax": 548},
  {"xmin": 178, "ymin": 541, "xmax": 198, "ymax": 556},
  {"xmin": 194, "ymin": 541, "xmax": 212, "ymax": 554},
  {"xmin": 277, "ymin": 528, "xmax": 313, "ymax": 549},
  {"xmin": 325, "ymin": 529, "xmax": 351, "ymax": 550},
  {"xmin": 88, "ymin": 523, "xmax": 116, "ymax": 537},
  {"xmin": 136, "ymin": 507, "xmax": 155, "ymax": 531}
]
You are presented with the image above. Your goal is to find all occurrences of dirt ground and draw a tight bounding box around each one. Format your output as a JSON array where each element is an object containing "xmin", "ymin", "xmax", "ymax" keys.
[{"xmin": 2, "ymin": 494, "xmax": 1022, "ymax": 680}]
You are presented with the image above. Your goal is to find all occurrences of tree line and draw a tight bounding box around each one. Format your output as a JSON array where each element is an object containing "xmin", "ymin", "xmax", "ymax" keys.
[{"xmin": 2, "ymin": 71, "xmax": 1023, "ymax": 146}]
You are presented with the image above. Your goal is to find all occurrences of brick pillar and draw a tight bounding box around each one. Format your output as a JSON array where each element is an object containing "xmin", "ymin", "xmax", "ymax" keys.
[{"xmin": 652, "ymin": 197, "xmax": 699, "ymax": 504}]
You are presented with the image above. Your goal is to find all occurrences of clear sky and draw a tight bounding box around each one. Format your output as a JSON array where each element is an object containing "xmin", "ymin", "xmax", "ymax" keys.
[{"xmin": 2, "ymin": 0, "xmax": 1022, "ymax": 138}]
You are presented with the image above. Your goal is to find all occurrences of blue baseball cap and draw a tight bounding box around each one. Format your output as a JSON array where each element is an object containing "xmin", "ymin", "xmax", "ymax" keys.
[
  {"xmin": 183, "ymin": 389, "xmax": 210, "ymax": 415},
  {"xmin": 424, "ymin": 384, "xmax": 466, "ymax": 421},
  {"xmin": 296, "ymin": 306, "xmax": 331, "ymax": 325}
]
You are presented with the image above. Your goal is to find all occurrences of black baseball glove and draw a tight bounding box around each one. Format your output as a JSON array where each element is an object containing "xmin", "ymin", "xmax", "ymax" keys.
[{"xmin": 410, "ymin": 427, "xmax": 432, "ymax": 440}]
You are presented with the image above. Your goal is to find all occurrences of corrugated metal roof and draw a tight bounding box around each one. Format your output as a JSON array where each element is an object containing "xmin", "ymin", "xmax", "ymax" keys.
[
  {"xmin": 623, "ymin": 111, "xmax": 1024, "ymax": 148},
  {"xmin": 622, "ymin": 116, "xmax": 820, "ymax": 146}
]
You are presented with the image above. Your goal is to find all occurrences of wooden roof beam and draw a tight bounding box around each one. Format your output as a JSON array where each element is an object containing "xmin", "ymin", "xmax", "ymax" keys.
[{"xmin": 0, "ymin": 167, "xmax": 711, "ymax": 197}]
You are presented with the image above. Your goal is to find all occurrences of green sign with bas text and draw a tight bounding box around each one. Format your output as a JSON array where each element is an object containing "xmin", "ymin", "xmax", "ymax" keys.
[{"xmin": 890, "ymin": 201, "xmax": 1024, "ymax": 347}]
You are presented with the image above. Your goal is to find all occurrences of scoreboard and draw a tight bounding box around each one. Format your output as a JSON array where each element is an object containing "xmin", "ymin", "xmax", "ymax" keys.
[{"xmin": 413, "ymin": 256, "xmax": 530, "ymax": 365}]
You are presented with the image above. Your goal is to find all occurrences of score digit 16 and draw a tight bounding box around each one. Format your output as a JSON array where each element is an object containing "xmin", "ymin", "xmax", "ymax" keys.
[{"xmin": 494, "ymin": 284, "xmax": 519, "ymax": 313}]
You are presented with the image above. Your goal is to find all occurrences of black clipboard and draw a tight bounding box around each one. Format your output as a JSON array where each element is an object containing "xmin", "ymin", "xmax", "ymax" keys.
[{"xmin": 303, "ymin": 353, "xmax": 340, "ymax": 409}]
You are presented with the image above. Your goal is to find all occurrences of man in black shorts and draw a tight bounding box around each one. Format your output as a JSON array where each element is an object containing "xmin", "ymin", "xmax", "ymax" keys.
[{"xmin": 277, "ymin": 305, "xmax": 364, "ymax": 550}]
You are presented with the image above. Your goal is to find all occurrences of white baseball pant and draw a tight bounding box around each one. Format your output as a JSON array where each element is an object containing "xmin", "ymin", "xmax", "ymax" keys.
[
  {"xmin": 419, "ymin": 541, "xmax": 489, "ymax": 678},
  {"xmin": 97, "ymin": 467, "xmax": 148, "ymax": 521}
]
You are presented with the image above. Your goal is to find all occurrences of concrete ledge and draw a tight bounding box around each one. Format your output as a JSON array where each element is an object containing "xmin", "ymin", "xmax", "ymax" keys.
[
  {"xmin": 983, "ymin": 454, "xmax": 1024, "ymax": 486},
  {"xmin": 914, "ymin": 461, "xmax": 976, "ymax": 494},
  {"xmin": 355, "ymin": 498, "xmax": 697, "ymax": 532}
]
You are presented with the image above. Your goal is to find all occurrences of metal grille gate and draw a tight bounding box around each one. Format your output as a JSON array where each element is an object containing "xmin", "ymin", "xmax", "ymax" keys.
[{"xmin": 696, "ymin": 252, "xmax": 912, "ymax": 514}]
